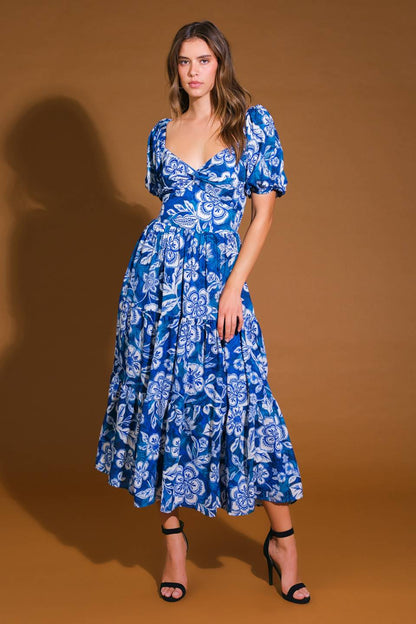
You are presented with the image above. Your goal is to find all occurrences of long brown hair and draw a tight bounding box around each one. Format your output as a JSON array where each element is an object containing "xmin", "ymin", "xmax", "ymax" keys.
[{"xmin": 166, "ymin": 21, "xmax": 252, "ymax": 163}]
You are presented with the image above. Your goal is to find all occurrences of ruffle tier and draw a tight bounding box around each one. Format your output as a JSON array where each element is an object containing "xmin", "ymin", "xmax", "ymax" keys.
[{"xmin": 95, "ymin": 218, "xmax": 303, "ymax": 517}]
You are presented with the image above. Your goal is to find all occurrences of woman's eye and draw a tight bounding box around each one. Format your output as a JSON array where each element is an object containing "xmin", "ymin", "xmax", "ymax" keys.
[{"xmin": 178, "ymin": 59, "xmax": 210, "ymax": 65}]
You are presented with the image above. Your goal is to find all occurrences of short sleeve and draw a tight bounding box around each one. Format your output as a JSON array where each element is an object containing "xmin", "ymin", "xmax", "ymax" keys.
[
  {"xmin": 144, "ymin": 122, "xmax": 163, "ymax": 199},
  {"xmin": 244, "ymin": 105, "xmax": 288, "ymax": 198}
]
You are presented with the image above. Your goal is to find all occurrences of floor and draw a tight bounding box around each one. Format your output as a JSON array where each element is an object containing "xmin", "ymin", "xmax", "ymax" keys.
[{"xmin": 1, "ymin": 480, "xmax": 413, "ymax": 624}]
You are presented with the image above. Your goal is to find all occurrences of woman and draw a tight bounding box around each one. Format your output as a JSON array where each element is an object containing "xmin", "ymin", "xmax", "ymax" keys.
[{"xmin": 95, "ymin": 20, "xmax": 311, "ymax": 604}]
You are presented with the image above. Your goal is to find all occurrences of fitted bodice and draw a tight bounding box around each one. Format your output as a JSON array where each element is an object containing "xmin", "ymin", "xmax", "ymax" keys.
[{"xmin": 145, "ymin": 104, "xmax": 288, "ymax": 235}]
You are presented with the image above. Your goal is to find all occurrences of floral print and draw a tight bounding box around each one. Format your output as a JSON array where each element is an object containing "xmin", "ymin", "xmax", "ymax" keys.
[{"xmin": 94, "ymin": 104, "xmax": 303, "ymax": 517}]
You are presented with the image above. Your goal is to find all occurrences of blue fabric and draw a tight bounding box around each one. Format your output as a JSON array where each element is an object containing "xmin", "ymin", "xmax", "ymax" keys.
[{"xmin": 94, "ymin": 104, "xmax": 303, "ymax": 517}]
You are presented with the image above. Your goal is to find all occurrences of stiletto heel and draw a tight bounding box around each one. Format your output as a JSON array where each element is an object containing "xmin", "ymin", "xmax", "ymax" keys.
[
  {"xmin": 266, "ymin": 552, "xmax": 274, "ymax": 585},
  {"xmin": 159, "ymin": 519, "xmax": 189, "ymax": 602},
  {"xmin": 263, "ymin": 526, "xmax": 310, "ymax": 604}
]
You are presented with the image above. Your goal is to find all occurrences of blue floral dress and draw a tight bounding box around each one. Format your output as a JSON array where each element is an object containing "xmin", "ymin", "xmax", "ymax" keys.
[{"xmin": 94, "ymin": 104, "xmax": 304, "ymax": 518}]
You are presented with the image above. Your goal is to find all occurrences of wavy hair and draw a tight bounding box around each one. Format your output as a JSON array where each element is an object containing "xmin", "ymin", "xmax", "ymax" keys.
[{"xmin": 166, "ymin": 21, "xmax": 252, "ymax": 163}]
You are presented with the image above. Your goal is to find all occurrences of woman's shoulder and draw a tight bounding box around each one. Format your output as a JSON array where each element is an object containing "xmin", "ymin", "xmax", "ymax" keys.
[
  {"xmin": 245, "ymin": 104, "xmax": 280, "ymax": 142},
  {"xmin": 245, "ymin": 104, "xmax": 276, "ymax": 127},
  {"xmin": 147, "ymin": 116, "xmax": 170, "ymax": 140}
]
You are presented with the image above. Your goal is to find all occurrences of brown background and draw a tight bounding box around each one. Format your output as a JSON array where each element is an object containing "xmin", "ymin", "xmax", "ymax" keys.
[{"xmin": 0, "ymin": 1, "xmax": 414, "ymax": 622}]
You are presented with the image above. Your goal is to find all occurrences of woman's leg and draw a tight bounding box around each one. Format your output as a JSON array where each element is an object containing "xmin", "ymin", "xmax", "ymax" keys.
[
  {"xmin": 159, "ymin": 506, "xmax": 188, "ymax": 599},
  {"xmin": 262, "ymin": 501, "xmax": 310, "ymax": 600}
]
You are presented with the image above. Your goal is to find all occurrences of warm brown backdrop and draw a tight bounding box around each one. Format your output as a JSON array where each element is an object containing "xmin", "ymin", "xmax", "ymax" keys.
[{"xmin": 0, "ymin": 1, "xmax": 414, "ymax": 622}]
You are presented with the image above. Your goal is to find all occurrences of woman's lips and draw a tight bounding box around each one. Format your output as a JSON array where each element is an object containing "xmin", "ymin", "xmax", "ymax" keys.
[{"xmin": 189, "ymin": 82, "xmax": 202, "ymax": 87}]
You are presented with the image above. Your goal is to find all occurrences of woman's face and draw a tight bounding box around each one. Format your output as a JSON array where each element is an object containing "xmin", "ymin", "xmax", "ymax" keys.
[{"xmin": 177, "ymin": 37, "xmax": 218, "ymax": 100}]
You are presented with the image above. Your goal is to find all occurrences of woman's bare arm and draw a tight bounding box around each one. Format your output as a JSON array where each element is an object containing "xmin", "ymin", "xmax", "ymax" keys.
[{"xmin": 217, "ymin": 191, "xmax": 277, "ymax": 341}]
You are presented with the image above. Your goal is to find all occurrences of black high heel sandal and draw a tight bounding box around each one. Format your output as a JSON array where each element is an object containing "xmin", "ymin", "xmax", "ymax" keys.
[
  {"xmin": 159, "ymin": 519, "xmax": 189, "ymax": 602},
  {"xmin": 263, "ymin": 526, "xmax": 311, "ymax": 604}
]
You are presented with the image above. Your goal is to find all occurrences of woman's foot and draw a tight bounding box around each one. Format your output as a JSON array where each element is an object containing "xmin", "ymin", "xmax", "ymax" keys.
[
  {"xmin": 268, "ymin": 532, "xmax": 310, "ymax": 601},
  {"xmin": 160, "ymin": 519, "xmax": 188, "ymax": 600}
]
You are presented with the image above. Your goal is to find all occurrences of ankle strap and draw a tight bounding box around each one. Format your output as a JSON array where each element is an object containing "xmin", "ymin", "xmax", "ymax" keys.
[
  {"xmin": 161, "ymin": 519, "xmax": 184, "ymax": 534},
  {"xmin": 270, "ymin": 526, "xmax": 294, "ymax": 538}
]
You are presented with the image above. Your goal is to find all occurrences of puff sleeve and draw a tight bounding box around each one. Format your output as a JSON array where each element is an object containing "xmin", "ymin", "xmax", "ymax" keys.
[
  {"xmin": 144, "ymin": 123, "xmax": 163, "ymax": 199},
  {"xmin": 244, "ymin": 105, "xmax": 288, "ymax": 198}
]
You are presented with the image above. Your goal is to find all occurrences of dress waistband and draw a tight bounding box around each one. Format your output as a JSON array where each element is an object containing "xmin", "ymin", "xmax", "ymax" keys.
[{"xmin": 151, "ymin": 215, "xmax": 241, "ymax": 239}]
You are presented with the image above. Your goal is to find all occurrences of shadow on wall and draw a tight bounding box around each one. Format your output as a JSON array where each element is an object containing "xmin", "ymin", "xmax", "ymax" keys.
[{"xmin": 0, "ymin": 95, "xmax": 156, "ymax": 555}]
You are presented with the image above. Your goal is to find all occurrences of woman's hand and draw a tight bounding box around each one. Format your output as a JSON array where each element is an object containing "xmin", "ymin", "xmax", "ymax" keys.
[{"xmin": 217, "ymin": 283, "xmax": 244, "ymax": 342}]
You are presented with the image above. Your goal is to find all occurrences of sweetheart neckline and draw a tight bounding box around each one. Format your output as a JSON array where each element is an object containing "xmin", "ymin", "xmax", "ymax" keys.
[{"xmin": 162, "ymin": 118, "xmax": 234, "ymax": 173}]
